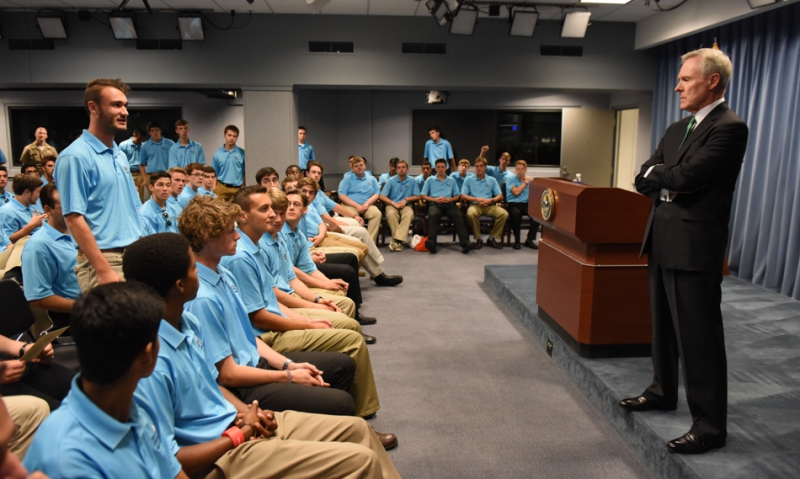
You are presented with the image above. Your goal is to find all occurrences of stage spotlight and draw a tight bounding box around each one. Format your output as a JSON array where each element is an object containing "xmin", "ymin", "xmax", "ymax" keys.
[
  {"xmin": 510, "ymin": 11, "xmax": 539, "ymax": 37},
  {"xmin": 109, "ymin": 13, "xmax": 137, "ymax": 40},
  {"xmin": 178, "ymin": 16, "xmax": 204, "ymax": 41},
  {"xmin": 561, "ymin": 11, "xmax": 591, "ymax": 38},
  {"xmin": 747, "ymin": 0, "xmax": 778, "ymax": 8},
  {"xmin": 36, "ymin": 15, "xmax": 68, "ymax": 39},
  {"xmin": 450, "ymin": 8, "xmax": 478, "ymax": 36},
  {"xmin": 427, "ymin": 90, "xmax": 448, "ymax": 104}
]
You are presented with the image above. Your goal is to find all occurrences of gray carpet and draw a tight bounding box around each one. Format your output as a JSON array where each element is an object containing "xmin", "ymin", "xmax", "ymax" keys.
[{"xmin": 357, "ymin": 237, "xmax": 653, "ymax": 479}]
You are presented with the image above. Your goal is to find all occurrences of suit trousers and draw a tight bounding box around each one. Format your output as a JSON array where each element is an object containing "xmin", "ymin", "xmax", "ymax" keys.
[
  {"xmin": 317, "ymin": 256, "xmax": 362, "ymax": 307},
  {"xmin": 205, "ymin": 411, "xmax": 400, "ymax": 479},
  {"xmin": 427, "ymin": 203, "xmax": 469, "ymax": 246},
  {"xmin": 507, "ymin": 202, "xmax": 535, "ymax": 243},
  {"xmin": 385, "ymin": 205, "xmax": 414, "ymax": 243},
  {"xmin": 0, "ymin": 361, "xmax": 75, "ymax": 411},
  {"xmin": 644, "ymin": 259, "xmax": 727, "ymax": 439},
  {"xmin": 230, "ymin": 355, "xmax": 356, "ymax": 417},
  {"xmin": 466, "ymin": 204, "xmax": 508, "ymax": 240},
  {"xmin": 342, "ymin": 205, "xmax": 382, "ymax": 243}
]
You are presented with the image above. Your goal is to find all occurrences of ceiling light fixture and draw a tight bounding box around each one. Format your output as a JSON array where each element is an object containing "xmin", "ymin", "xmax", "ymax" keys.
[
  {"xmin": 561, "ymin": 11, "xmax": 591, "ymax": 38},
  {"xmin": 450, "ymin": 7, "xmax": 478, "ymax": 35},
  {"xmin": 178, "ymin": 16, "xmax": 204, "ymax": 41},
  {"xmin": 109, "ymin": 12, "xmax": 137, "ymax": 40},
  {"xmin": 36, "ymin": 14, "xmax": 68, "ymax": 39},
  {"xmin": 509, "ymin": 10, "xmax": 539, "ymax": 37}
]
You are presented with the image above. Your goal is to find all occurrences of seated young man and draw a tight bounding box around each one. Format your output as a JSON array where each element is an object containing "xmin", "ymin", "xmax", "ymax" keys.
[
  {"xmin": 167, "ymin": 167, "xmax": 187, "ymax": 212},
  {"xmin": 378, "ymin": 157, "xmax": 398, "ymax": 190},
  {"xmin": 0, "ymin": 166, "xmax": 13, "ymax": 205},
  {"xmin": 337, "ymin": 156, "xmax": 382, "ymax": 243},
  {"xmin": 123, "ymin": 235, "xmax": 399, "ymax": 479},
  {"xmin": 198, "ymin": 166, "xmax": 218, "ymax": 197},
  {"xmin": 415, "ymin": 162, "xmax": 433, "ymax": 191},
  {"xmin": 255, "ymin": 167, "xmax": 281, "ymax": 190},
  {"xmin": 0, "ymin": 174, "xmax": 45, "ymax": 249},
  {"xmin": 139, "ymin": 171, "xmax": 180, "ymax": 235},
  {"xmin": 177, "ymin": 162, "xmax": 204, "ymax": 208},
  {"xmin": 285, "ymin": 164, "xmax": 302, "ymax": 181},
  {"xmin": 22, "ymin": 283, "xmax": 187, "ymax": 479},
  {"xmin": 1, "ymin": 389, "xmax": 49, "ymax": 463},
  {"xmin": 506, "ymin": 159, "xmax": 538, "ymax": 250},
  {"xmin": 379, "ymin": 159, "xmax": 420, "ymax": 252},
  {"xmin": 21, "ymin": 184, "xmax": 80, "ymax": 330},
  {"xmin": 450, "ymin": 159, "xmax": 475, "ymax": 190},
  {"xmin": 281, "ymin": 176, "xmax": 298, "ymax": 192},
  {"xmin": 218, "ymin": 188, "xmax": 380, "ymax": 417},
  {"xmin": 479, "ymin": 146, "xmax": 516, "ymax": 190},
  {"xmin": 41, "ymin": 157, "xmax": 56, "ymax": 187},
  {"xmin": 178, "ymin": 196, "xmax": 357, "ymax": 417},
  {"xmin": 421, "ymin": 159, "xmax": 472, "ymax": 254},
  {"xmin": 461, "ymin": 157, "xmax": 508, "ymax": 249},
  {"xmin": 259, "ymin": 189, "xmax": 357, "ymax": 319}
]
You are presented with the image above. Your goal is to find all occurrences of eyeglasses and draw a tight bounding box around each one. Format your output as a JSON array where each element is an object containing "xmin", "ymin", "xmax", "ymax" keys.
[{"xmin": 162, "ymin": 212, "xmax": 172, "ymax": 227}]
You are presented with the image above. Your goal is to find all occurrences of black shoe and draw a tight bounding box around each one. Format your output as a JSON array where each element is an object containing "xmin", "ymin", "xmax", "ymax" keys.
[
  {"xmin": 356, "ymin": 312, "xmax": 377, "ymax": 325},
  {"xmin": 424, "ymin": 239, "xmax": 437, "ymax": 254},
  {"xmin": 513, "ymin": 242, "xmax": 521, "ymax": 250},
  {"xmin": 524, "ymin": 239, "xmax": 538, "ymax": 250},
  {"xmin": 373, "ymin": 273, "xmax": 403, "ymax": 287},
  {"xmin": 487, "ymin": 237, "xmax": 503, "ymax": 249},
  {"xmin": 618, "ymin": 396, "xmax": 677, "ymax": 412},
  {"xmin": 474, "ymin": 238, "xmax": 483, "ymax": 250},
  {"xmin": 362, "ymin": 334, "xmax": 376, "ymax": 344},
  {"xmin": 667, "ymin": 432, "xmax": 726, "ymax": 454},
  {"xmin": 461, "ymin": 243, "xmax": 471, "ymax": 254}
]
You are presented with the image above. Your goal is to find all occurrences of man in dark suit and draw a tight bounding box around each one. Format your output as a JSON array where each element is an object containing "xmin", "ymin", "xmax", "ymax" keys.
[{"xmin": 620, "ymin": 48, "xmax": 748, "ymax": 455}]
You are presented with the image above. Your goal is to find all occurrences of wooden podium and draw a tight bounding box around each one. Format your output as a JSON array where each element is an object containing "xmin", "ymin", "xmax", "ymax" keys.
[{"xmin": 529, "ymin": 178, "xmax": 652, "ymax": 358}]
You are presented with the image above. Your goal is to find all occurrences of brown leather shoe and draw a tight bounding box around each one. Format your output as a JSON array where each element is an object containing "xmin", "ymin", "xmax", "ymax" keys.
[{"xmin": 375, "ymin": 431, "xmax": 398, "ymax": 450}]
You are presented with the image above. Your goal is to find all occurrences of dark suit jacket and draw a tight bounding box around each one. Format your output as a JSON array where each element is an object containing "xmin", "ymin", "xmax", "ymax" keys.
[{"xmin": 636, "ymin": 102, "xmax": 748, "ymax": 273}]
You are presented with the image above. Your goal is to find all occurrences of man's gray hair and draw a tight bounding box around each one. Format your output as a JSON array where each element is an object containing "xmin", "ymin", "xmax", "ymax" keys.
[{"xmin": 681, "ymin": 48, "xmax": 733, "ymax": 93}]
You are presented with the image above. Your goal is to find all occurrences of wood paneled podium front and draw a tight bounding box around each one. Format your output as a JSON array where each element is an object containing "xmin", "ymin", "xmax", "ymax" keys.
[{"xmin": 528, "ymin": 178, "xmax": 652, "ymax": 358}]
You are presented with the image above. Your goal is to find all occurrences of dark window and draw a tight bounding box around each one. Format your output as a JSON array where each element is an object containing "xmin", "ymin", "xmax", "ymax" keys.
[
  {"xmin": 136, "ymin": 39, "xmax": 183, "ymax": 50},
  {"xmin": 402, "ymin": 43, "xmax": 425, "ymax": 54},
  {"xmin": 308, "ymin": 41, "xmax": 354, "ymax": 53},
  {"xmin": 425, "ymin": 43, "xmax": 446, "ymax": 54},
  {"xmin": 402, "ymin": 43, "xmax": 446, "ymax": 54},
  {"xmin": 9, "ymin": 39, "xmax": 55, "ymax": 50},
  {"xmin": 540, "ymin": 45, "xmax": 583, "ymax": 57},
  {"xmin": 561, "ymin": 46, "xmax": 583, "ymax": 57}
]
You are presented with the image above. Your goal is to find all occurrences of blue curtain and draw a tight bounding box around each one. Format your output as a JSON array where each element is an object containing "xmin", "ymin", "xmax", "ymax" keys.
[{"xmin": 651, "ymin": 3, "xmax": 800, "ymax": 300}]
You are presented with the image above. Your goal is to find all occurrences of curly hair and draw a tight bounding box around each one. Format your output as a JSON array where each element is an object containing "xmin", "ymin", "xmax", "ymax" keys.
[{"xmin": 178, "ymin": 195, "xmax": 241, "ymax": 252}]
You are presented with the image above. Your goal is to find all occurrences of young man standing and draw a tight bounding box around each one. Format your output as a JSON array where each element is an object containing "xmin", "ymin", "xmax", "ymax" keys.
[
  {"xmin": 337, "ymin": 156, "xmax": 382, "ymax": 243},
  {"xmin": 55, "ymin": 78, "xmax": 143, "ymax": 290},
  {"xmin": 415, "ymin": 162, "xmax": 433, "ymax": 191},
  {"xmin": 298, "ymin": 126, "xmax": 315, "ymax": 171},
  {"xmin": 139, "ymin": 172, "xmax": 180, "ymax": 235},
  {"xmin": 212, "ymin": 125, "xmax": 245, "ymax": 201},
  {"xmin": 19, "ymin": 127, "xmax": 57, "ymax": 167},
  {"xmin": 0, "ymin": 166, "xmax": 12, "ymax": 205},
  {"xmin": 139, "ymin": 122, "xmax": 175, "ymax": 188},
  {"xmin": 199, "ymin": 166, "xmax": 218, "ymax": 197},
  {"xmin": 178, "ymin": 162, "xmax": 204, "ymax": 208},
  {"xmin": 169, "ymin": 119, "xmax": 205, "ymax": 169},
  {"xmin": 506, "ymin": 160, "xmax": 538, "ymax": 250},
  {"xmin": 0, "ymin": 174, "xmax": 45, "ymax": 248},
  {"xmin": 379, "ymin": 160, "xmax": 420, "ymax": 252},
  {"xmin": 421, "ymin": 158, "xmax": 472, "ymax": 254},
  {"xmin": 120, "ymin": 127, "xmax": 146, "ymax": 201},
  {"xmin": 424, "ymin": 126, "xmax": 456, "ymax": 173},
  {"xmin": 22, "ymin": 283, "xmax": 187, "ymax": 479},
  {"xmin": 21, "ymin": 184, "xmax": 80, "ymax": 330},
  {"xmin": 450, "ymin": 159, "xmax": 474, "ymax": 190},
  {"xmin": 40, "ymin": 157, "xmax": 56, "ymax": 186},
  {"xmin": 123, "ymin": 234, "xmax": 399, "ymax": 478},
  {"xmin": 462, "ymin": 157, "xmax": 508, "ymax": 249},
  {"xmin": 178, "ymin": 196, "xmax": 358, "ymax": 417}
]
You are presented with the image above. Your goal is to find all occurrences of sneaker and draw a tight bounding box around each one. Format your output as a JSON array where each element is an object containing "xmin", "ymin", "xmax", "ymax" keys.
[
  {"xmin": 394, "ymin": 241, "xmax": 404, "ymax": 252},
  {"xmin": 389, "ymin": 241, "xmax": 399, "ymax": 252}
]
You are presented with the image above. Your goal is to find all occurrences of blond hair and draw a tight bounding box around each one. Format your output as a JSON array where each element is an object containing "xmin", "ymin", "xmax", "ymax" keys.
[
  {"xmin": 267, "ymin": 187, "xmax": 289, "ymax": 212},
  {"xmin": 458, "ymin": 159, "xmax": 471, "ymax": 167},
  {"xmin": 474, "ymin": 157, "xmax": 487, "ymax": 167},
  {"xmin": 178, "ymin": 196, "xmax": 241, "ymax": 252},
  {"xmin": 681, "ymin": 48, "xmax": 733, "ymax": 93}
]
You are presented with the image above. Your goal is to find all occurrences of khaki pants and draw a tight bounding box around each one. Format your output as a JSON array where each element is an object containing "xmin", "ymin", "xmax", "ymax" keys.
[
  {"xmin": 130, "ymin": 171, "xmax": 147, "ymax": 203},
  {"xmin": 319, "ymin": 233, "xmax": 368, "ymax": 263},
  {"xmin": 76, "ymin": 251, "xmax": 125, "ymax": 292},
  {"xmin": 335, "ymin": 222, "xmax": 386, "ymax": 278},
  {"xmin": 215, "ymin": 182, "xmax": 240, "ymax": 202},
  {"xmin": 259, "ymin": 318, "xmax": 379, "ymax": 418},
  {"xmin": 205, "ymin": 411, "xmax": 400, "ymax": 479},
  {"xmin": 4, "ymin": 395, "xmax": 49, "ymax": 460},
  {"xmin": 466, "ymin": 204, "xmax": 508, "ymax": 240},
  {"xmin": 291, "ymin": 291, "xmax": 355, "ymax": 318},
  {"xmin": 0, "ymin": 235, "xmax": 31, "ymax": 276},
  {"xmin": 385, "ymin": 205, "xmax": 414, "ymax": 243},
  {"xmin": 342, "ymin": 205, "xmax": 382, "ymax": 243}
]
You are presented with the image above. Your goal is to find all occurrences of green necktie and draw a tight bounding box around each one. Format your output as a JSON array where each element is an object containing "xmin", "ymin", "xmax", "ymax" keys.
[{"xmin": 680, "ymin": 116, "xmax": 697, "ymax": 148}]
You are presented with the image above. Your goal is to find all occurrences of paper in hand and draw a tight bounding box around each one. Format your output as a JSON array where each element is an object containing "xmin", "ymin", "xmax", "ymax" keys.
[{"xmin": 21, "ymin": 326, "xmax": 69, "ymax": 362}]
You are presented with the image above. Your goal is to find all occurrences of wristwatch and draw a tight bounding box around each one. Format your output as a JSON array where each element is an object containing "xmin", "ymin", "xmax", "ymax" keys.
[
  {"xmin": 282, "ymin": 359, "xmax": 294, "ymax": 370},
  {"xmin": 18, "ymin": 342, "xmax": 31, "ymax": 359},
  {"xmin": 313, "ymin": 296, "xmax": 323, "ymax": 303}
]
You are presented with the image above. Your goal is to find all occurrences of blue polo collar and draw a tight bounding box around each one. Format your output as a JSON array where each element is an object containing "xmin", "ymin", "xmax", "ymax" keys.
[
  {"xmin": 68, "ymin": 375, "xmax": 141, "ymax": 450},
  {"xmin": 197, "ymin": 262, "xmax": 222, "ymax": 286},
  {"xmin": 81, "ymin": 129, "xmax": 116, "ymax": 155},
  {"xmin": 235, "ymin": 228, "xmax": 259, "ymax": 255}
]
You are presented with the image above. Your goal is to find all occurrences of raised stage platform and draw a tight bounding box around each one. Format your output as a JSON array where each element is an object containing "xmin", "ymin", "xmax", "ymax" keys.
[{"xmin": 485, "ymin": 265, "xmax": 800, "ymax": 479}]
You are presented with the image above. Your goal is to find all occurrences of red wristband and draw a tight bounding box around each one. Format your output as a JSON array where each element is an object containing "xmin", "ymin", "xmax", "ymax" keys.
[{"xmin": 222, "ymin": 426, "xmax": 245, "ymax": 447}]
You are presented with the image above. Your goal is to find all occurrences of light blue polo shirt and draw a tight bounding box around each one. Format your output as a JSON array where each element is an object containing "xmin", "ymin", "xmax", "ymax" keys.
[
  {"xmin": 415, "ymin": 174, "xmax": 431, "ymax": 190},
  {"xmin": 305, "ymin": 201, "xmax": 324, "ymax": 238},
  {"xmin": 0, "ymin": 190, "xmax": 13, "ymax": 204},
  {"xmin": 282, "ymin": 221, "xmax": 316, "ymax": 275},
  {"xmin": 462, "ymin": 175, "xmax": 501, "ymax": 203},
  {"xmin": 184, "ymin": 263, "xmax": 260, "ymax": 368},
  {"xmin": 506, "ymin": 175, "xmax": 530, "ymax": 203},
  {"xmin": 119, "ymin": 138, "xmax": 141, "ymax": 170},
  {"xmin": 378, "ymin": 172, "xmax": 393, "ymax": 189},
  {"xmin": 23, "ymin": 376, "xmax": 182, "ymax": 479},
  {"xmin": 298, "ymin": 143, "xmax": 315, "ymax": 170},
  {"xmin": 197, "ymin": 187, "xmax": 216, "ymax": 198},
  {"xmin": 423, "ymin": 138, "xmax": 454, "ymax": 168},
  {"xmin": 21, "ymin": 223, "xmax": 79, "ymax": 302},
  {"xmin": 139, "ymin": 138, "xmax": 174, "ymax": 173},
  {"xmin": 487, "ymin": 166, "xmax": 515, "ymax": 186},
  {"xmin": 0, "ymin": 197, "xmax": 39, "ymax": 247},
  {"xmin": 258, "ymin": 233, "xmax": 296, "ymax": 294},
  {"xmin": 212, "ymin": 145, "xmax": 245, "ymax": 187},
  {"xmin": 135, "ymin": 314, "xmax": 237, "ymax": 454},
  {"xmin": 55, "ymin": 129, "xmax": 142, "ymax": 250},
  {"xmin": 383, "ymin": 175, "xmax": 420, "ymax": 203},
  {"xmin": 0, "ymin": 148, "xmax": 6, "ymax": 164},
  {"xmin": 177, "ymin": 186, "xmax": 197, "ymax": 208},
  {"xmin": 312, "ymin": 190, "xmax": 338, "ymax": 215},
  {"xmin": 450, "ymin": 171, "xmax": 475, "ymax": 190},
  {"xmin": 139, "ymin": 198, "xmax": 180, "ymax": 235},
  {"xmin": 169, "ymin": 140, "xmax": 205, "ymax": 169},
  {"xmin": 421, "ymin": 175, "xmax": 460, "ymax": 198},
  {"xmin": 42, "ymin": 176, "xmax": 50, "ymax": 186},
  {"xmin": 338, "ymin": 174, "xmax": 379, "ymax": 204},
  {"xmin": 220, "ymin": 229, "xmax": 285, "ymax": 335},
  {"xmin": 167, "ymin": 195, "xmax": 182, "ymax": 214}
]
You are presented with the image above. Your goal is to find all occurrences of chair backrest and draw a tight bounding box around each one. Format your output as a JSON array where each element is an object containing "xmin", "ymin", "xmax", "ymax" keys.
[{"xmin": 0, "ymin": 280, "xmax": 36, "ymax": 338}]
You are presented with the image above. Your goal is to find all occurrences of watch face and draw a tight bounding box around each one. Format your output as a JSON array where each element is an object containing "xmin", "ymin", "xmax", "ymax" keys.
[{"xmin": 541, "ymin": 189, "xmax": 556, "ymax": 221}]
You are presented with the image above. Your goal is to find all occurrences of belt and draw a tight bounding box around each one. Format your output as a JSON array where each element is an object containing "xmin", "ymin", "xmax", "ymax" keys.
[
  {"xmin": 219, "ymin": 181, "xmax": 241, "ymax": 189},
  {"xmin": 78, "ymin": 247, "xmax": 125, "ymax": 256}
]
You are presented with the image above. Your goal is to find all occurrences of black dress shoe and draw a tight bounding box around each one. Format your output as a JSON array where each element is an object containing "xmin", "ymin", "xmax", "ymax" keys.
[
  {"xmin": 461, "ymin": 243, "xmax": 471, "ymax": 254},
  {"xmin": 362, "ymin": 334, "xmax": 376, "ymax": 344},
  {"xmin": 667, "ymin": 432, "xmax": 725, "ymax": 454},
  {"xmin": 474, "ymin": 238, "xmax": 483, "ymax": 250},
  {"xmin": 513, "ymin": 242, "xmax": 521, "ymax": 250},
  {"xmin": 486, "ymin": 237, "xmax": 503, "ymax": 249},
  {"xmin": 356, "ymin": 312, "xmax": 377, "ymax": 325},
  {"xmin": 424, "ymin": 239, "xmax": 437, "ymax": 254},
  {"xmin": 373, "ymin": 273, "xmax": 403, "ymax": 287},
  {"xmin": 524, "ymin": 239, "xmax": 538, "ymax": 249},
  {"xmin": 618, "ymin": 396, "xmax": 677, "ymax": 412}
]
